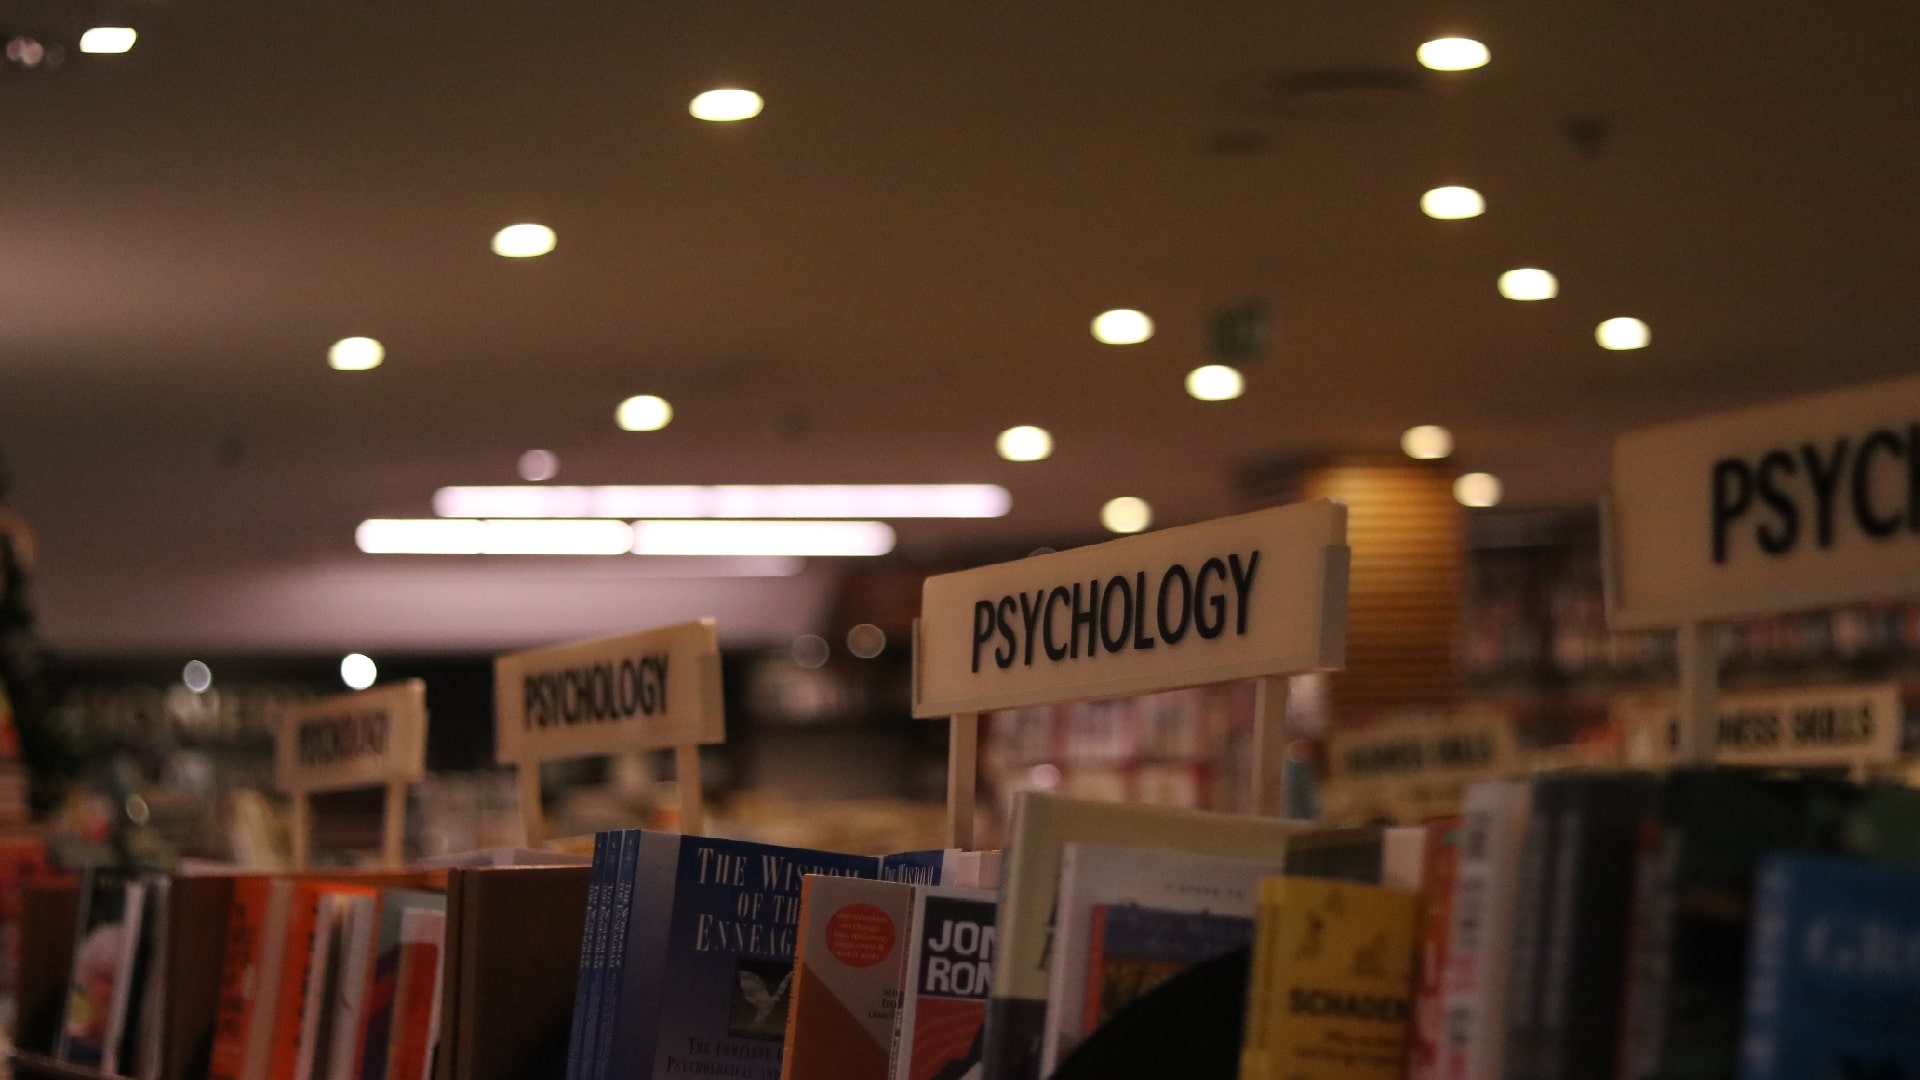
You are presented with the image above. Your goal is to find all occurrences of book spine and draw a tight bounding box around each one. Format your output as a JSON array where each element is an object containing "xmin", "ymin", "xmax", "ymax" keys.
[
  {"xmin": 591, "ymin": 830, "xmax": 641, "ymax": 1080},
  {"xmin": 1536, "ymin": 798, "xmax": 1587, "ymax": 1080},
  {"xmin": 1440, "ymin": 782, "xmax": 1526, "ymax": 1080},
  {"xmin": 268, "ymin": 888, "xmax": 326, "ymax": 1080},
  {"xmin": 1077, "ymin": 905, "xmax": 1110, "ymax": 1043},
  {"xmin": 1408, "ymin": 820, "xmax": 1460, "ymax": 1080},
  {"xmin": 1738, "ymin": 862, "xmax": 1793, "ymax": 1080},
  {"xmin": 1500, "ymin": 789, "xmax": 1556, "ymax": 1080},
  {"xmin": 1240, "ymin": 878, "xmax": 1286, "ymax": 1080},
  {"xmin": 564, "ymin": 832, "xmax": 610, "ymax": 1080},
  {"xmin": 886, "ymin": 891, "xmax": 922, "ymax": 1080},
  {"xmin": 208, "ymin": 881, "xmax": 265, "ymax": 1080}
]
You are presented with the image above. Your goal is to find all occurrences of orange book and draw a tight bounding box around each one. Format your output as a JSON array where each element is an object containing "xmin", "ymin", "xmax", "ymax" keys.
[
  {"xmin": 265, "ymin": 881, "xmax": 378, "ymax": 1080},
  {"xmin": 207, "ymin": 877, "xmax": 272, "ymax": 1080}
]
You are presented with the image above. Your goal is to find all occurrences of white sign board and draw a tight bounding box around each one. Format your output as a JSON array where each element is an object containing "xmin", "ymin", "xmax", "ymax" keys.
[
  {"xmin": 275, "ymin": 680, "xmax": 428, "ymax": 795},
  {"xmin": 912, "ymin": 500, "xmax": 1349, "ymax": 717},
  {"xmin": 1610, "ymin": 372, "xmax": 1920, "ymax": 628},
  {"xmin": 1326, "ymin": 713, "xmax": 1518, "ymax": 785},
  {"xmin": 494, "ymin": 618, "xmax": 725, "ymax": 766},
  {"xmin": 1613, "ymin": 683, "xmax": 1905, "ymax": 767}
]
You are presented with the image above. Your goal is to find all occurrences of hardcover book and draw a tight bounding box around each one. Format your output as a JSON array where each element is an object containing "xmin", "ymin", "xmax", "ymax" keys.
[
  {"xmin": 1740, "ymin": 853, "xmax": 1920, "ymax": 1080},
  {"xmin": 980, "ymin": 791, "xmax": 1304, "ymax": 1080},
  {"xmin": 890, "ymin": 886, "xmax": 996, "ymax": 1080},
  {"xmin": 1438, "ymin": 779, "xmax": 1532, "ymax": 1080},
  {"xmin": 1040, "ymin": 841, "xmax": 1279, "ymax": 1074},
  {"xmin": 355, "ymin": 888, "xmax": 447, "ymax": 1080},
  {"xmin": 780, "ymin": 875, "xmax": 914, "ymax": 1080},
  {"xmin": 1080, "ymin": 905, "xmax": 1251, "ymax": 1041},
  {"xmin": 1242, "ymin": 876, "xmax": 1419, "ymax": 1080},
  {"xmin": 603, "ymin": 832, "xmax": 888, "ymax": 1080}
]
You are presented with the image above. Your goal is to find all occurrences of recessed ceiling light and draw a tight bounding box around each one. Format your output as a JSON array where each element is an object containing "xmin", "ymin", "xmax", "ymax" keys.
[
  {"xmin": 996, "ymin": 425, "xmax": 1053, "ymax": 462},
  {"xmin": 328, "ymin": 336, "xmax": 384, "ymax": 371},
  {"xmin": 182, "ymin": 660, "xmax": 213, "ymax": 694},
  {"xmin": 1497, "ymin": 268, "xmax": 1558, "ymax": 301},
  {"xmin": 78, "ymin": 27, "xmax": 137, "ymax": 54},
  {"xmin": 434, "ymin": 483, "xmax": 1012, "ymax": 519},
  {"xmin": 616, "ymin": 395, "xmax": 673, "ymax": 432},
  {"xmin": 689, "ymin": 88, "xmax": 764, "ymax": 122},
  {"xmin": 1100, "ymin": 496, "xmax": 1153, "ymax": 534},
  {"xmin": 1417, "ymin": 37, "xmax": 1489, "ymax": 71},
  {"xmin": 1185, "ymin": 364, "xmax": 1245, "ymax": 402},
  {"xmin": 1596, "ymin": 317, "xmax": 1651, "ymax": 350},
  {"xmin": 1401, "ymin": 425, "xmax": 1454, "ymax": 461},
  {"xmin": 340, "ymin": 653, "xmax": 378, "ymax": 690},
  {"xmin": 518, "ymin": 449, "xmax": 559, "ymax": 482},
  {"xmin": 1091, "ymin": 309, "xmax": 1154, "ymax": 345},
  {"xmin": 491, "ymin": 223, "xmax": 556, "ymax": 258},
  {"xmin": 1421, "ymin": 186, "xmax": 1484, "ymax": 220},
  {"xmin": 1454, "ymin": 472, "xmax": 1503, "ymax": 508}
]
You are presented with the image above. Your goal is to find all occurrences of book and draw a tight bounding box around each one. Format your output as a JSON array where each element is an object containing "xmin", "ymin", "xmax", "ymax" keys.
[
  {"xmin": 1241, "ymin": 876, "xmax": 1420, "ymax": 1080},
  {"xmin": 1500, "ymin": 780, "xmax": 1563, "ymax": 1080},
  {"xmin": 563, "ymin": 832, "xmax": 611, "ymax": 1080},
  {"xmin": 323, "ymin": 890, "xmax": 386, "ymax": 1080},
  {"xmin": 57, "ymin": 866, "xmax": 135, "ymax": 1068},
  {"xmin": 130, "ymin": 876, "xmax": 171, "ymax": 1080},
  {"xmin": 979, "ymin": 791, "xmax": 1305, "ymax": 1080},
  {"xmin": 1407, "ymin": 818, "xmax": 1461, "ymax": 1080},
  {"xmin": 1532, "ymin": 775, "xmax": 1655, "ymax": 1080},
  {"xmin": 435, "ymin": 866, "xmax": 590, "ymax": 1080},
  {"xmin": 890, "ymin": 886, "xmax": 996, "ymax": 1080},
  {"xmin": 269, "ymin": 882, "xmax": 379, "ymax": 1080},
  {"xmin": 295, "ymin": 891, "xmax": 357, "ymax": 1080},
  {"xmin": 1039, "ymin": 842, "xmax": 1280, "ymax": 1074},
  {"xmin": 780, "ymin": 875, "xmax": 914, "ymax": 1080},
  {"xmin": 586, "ymin": 831, "xmax": 641, "ymax": 1080},
  {"xmin": 1740, "ymin": 853, "xmax": 1920, "ymax": 1080},
  {"xmin": 357, "ymin": 890, "xmax": 448, "ymax": 1080},
  {"xmin": 1438, "ymin": 779, "xmax": 1532, "ymax": 1080},
  {"xmin": 386, "ymin": 907, "xmax": 447, "ymax": 1080},
  {"xmin": 1079, "ymin": 905, "xmax": 1251, "ymax": 1040},
  {"xmin": 603, "ymin": 833, "xmax": 886, "ymax": 1080},
  {"xmin": 210, "ymin": 877, "xmax": 293, "ymax": 1080},
  {"xmin": 99, "ymin": 878, "xmax": 151, "ymax": 1077},
  {"xmin": 0, "ymin": 837, "xmax": 51, "ymax": 1038}
]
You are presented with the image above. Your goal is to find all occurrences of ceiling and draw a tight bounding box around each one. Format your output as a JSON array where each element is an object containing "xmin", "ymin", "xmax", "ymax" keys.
[{"xmin": 4, "ymin": 0, "xmax": 1920, "ymax": 654}]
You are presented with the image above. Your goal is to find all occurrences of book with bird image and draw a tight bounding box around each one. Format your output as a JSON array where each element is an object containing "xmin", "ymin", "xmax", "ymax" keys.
[
  {"xmin": 890, "ymin": 886, "xmax": 996, "ymax": 1080},
  {"xmin": 1241, "ymin": 875, "xmax": 1419, "ymax": 1080},
  {"xmin": 599, "ymin": 832, "xmax": 893, "ymax": 1080}
]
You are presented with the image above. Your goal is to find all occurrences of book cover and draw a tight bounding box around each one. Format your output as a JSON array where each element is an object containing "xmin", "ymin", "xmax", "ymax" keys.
[
  {"xmin": 608, "ymin": 832, "xmax": 885, "ymax": 1080},
  {"xmin": 387, "ymin": 908, "xmax": 447, "ymax": 1080},
  {"xmin": 981, "ymin": 791, "xmax": 1304, "ymax": 1080},
  {"xmin": 1080, "ymin": 905, "xmax": 1252, "ymax": 1037},
  {"xmin": 1740, "ymin": 853, "xmax": 1920, "ymax": 1080},
  {"xmin": 891, "ymin": 886, "xmax": 995, "ymax": 1080},
  {"xmin": 240, "ymin": 878, "xmax": 299, "ymax": 1080},
  {"xmin": 323, "ymin": 890, "xmax": 386, "ymax": 1080},
  {"xmin": 295, "ymin": 892, "xmax": 354, "ymax": 1080},
  {"xmin": 358, "ymin": 889, "xmax": 448, "ymax": 1080},
  {"xmin": 1243, "ymin": 876, "xmax": 1419, "ymax": 1080},
  {"xmin": 1040, "ymin": 842, "xmax": 1280, "ymax": 1074},
  {"xmin": 780, "ymin": 875, "xmax": 914, "ymax": 1080},
  {"xmin": 1501, "ymin": 779, "xmax": 1564, "ymax": 1080},
  {"xmin": 267, "ymin": 881, "xmax": 379, "ymax": 1080},
  {"xmin": 1407, "ymin": 817, "xmax": 1461, "ymax": 1080},
  {"xmin": 98, "ymin": 878, "xmax": 150, "ymax": 1077},
  {"xmin": 56, "ymin": 866, "xmax": 134, "ymax": 1068},
  {"xmin": 588, "ymin": 830, "xmax": 641, "ymax": 1080},
  {"xmin": 1438, "ymin": 779, "xmax": 1532, "ymax": 1080}
]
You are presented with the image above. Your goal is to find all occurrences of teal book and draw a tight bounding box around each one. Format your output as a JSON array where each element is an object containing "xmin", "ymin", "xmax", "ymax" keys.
[
  {"xmin": 1741, "ymin": 854, "xmax": 1920, "ymax": 1080},
  {"xmin": 601, "ymin": 832, "xmax": 894, "ymax": 1080}
]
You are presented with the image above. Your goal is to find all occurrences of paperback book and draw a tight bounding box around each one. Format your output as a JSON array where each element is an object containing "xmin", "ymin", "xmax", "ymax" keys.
[
  {"xmin": 890, "ymin": 886, "xmax": 996, "ymax": 1080},
  {"xmin": 56, "ymin": 866, "xmax": 136, "ymax": 1068},
  {"xmin": 781, "ymin": 875, "xmax": 914, "ymax": 1080}
]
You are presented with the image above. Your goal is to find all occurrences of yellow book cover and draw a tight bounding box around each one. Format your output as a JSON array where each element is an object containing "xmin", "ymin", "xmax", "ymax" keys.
[{"xmin": 1250, "ymin": 876, "xmax": 1418, "ymax": 1080}]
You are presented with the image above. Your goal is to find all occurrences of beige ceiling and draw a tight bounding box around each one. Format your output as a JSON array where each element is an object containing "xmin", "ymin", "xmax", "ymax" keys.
[{"xmin": 5, "ymin": 0, "xmax": 1919, "ymax": 652}]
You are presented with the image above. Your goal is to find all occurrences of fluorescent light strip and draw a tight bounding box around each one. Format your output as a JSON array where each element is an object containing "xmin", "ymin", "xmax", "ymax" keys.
[
  {"xmin": 357, "ymin": 519, "xmax": 895, "ymax": 558},
  {"xmin": 432, "ymin": 484, "xmax": 1011, "ymax": 520},
  {"xmin": 631, "ymin": 520, "xmax": 895, "ymax": 557}
]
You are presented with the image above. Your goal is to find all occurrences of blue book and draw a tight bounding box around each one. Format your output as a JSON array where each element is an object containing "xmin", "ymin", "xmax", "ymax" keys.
[
  {"xmin": 564, "ymin": 831, "xmax": 610, "ymax": 1080},
  {"xmin": 589, "ymin": 831, "xmax": 641, "ymax": 1080},
  {"xmin": 1741, "ymin": 853, "xmax": 1920, "ymax": 1080},
  {"xmin": 605, "ymin": 832, "xmax": 889, "ymax": 1080},
  {"xmin": 879, "ymin": 848, "xmax": 957, "ymax": 886}
]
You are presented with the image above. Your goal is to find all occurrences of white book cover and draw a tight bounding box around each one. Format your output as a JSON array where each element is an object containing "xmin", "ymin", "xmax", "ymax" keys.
[
  {"xmin": 1039, "ymin": 843, "xmax": 1282, "ymax": 1074},
  {"xmin": 890, "ymin": 885, "xmax": 997, "ymax": 1080},
  {"xmin": 985, "ymin": 791, "xmax": 1306, "ymax": 1080},
  {"xmin": 1438, "ymin": 779, "xmax": 1534, "ymax": 1080},
  {"xmin": 98, "ymin": 880, "xmax": 148, "ymax": 1076},
  {"xmin": 325, "ymin": 894, "xmax": 380, "ymax": 1080},
  {"xmin": 242, "ymin": 879, "xmax": 297, "ymax": 1080},
  {"xmin": 401, "ymin": 908, "xmax": 449, "ymax": 1080},
  {"xmin": 293, "ymin": 894, "xmax": 348, "ymax": 1080}
]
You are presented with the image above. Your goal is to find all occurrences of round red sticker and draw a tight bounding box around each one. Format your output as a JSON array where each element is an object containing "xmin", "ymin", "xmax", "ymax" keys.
[{"xmin": 824, "ymin": 903, "xmax": 896, "ymax": 968}]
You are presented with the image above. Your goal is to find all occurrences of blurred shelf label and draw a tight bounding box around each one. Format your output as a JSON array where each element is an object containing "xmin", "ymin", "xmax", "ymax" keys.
[
  {"xmin": 1613, "ymin": 682, "xmax": 1902, "ymax": 767},
  {"xmin": 275, "ymin": 679, "xmax": 428, "ymax": 794},
  {"xmin": 494, "ymin": 618, "xmax": 725, "ymax": 764}
]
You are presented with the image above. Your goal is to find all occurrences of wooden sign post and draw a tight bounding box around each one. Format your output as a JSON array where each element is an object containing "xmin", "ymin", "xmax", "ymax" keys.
[
  {"xmin": 912, "ymin": 499, "xmax": 1351, "ymax": 847},
  {"xmin": 494, "ymin": 618, "xmax": 726, "ymax": 843},
  {"xmin": 276, "ymin": 679, "xmax": 429, "ymax": 868},
  {"xmin": 1607, "ymin": 371, "xmax": 1920, "ymax": 763}
]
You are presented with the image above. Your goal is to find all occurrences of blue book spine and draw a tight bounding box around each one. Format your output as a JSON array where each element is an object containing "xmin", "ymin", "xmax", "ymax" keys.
[
  {"xmin": 590, "ymin": 830, "xmax": 641, "ymax": 1080},
  {"xmin": 1741, "ymin": 853, "xmax": 1920, "ymax": 1080},
  {"xmin": 565, "ymin": 832, "xmax": 610, "ymax": 1080},
  {"xmin": 879, "ymin": 848, "xmax": 950, "ymax": 886}
]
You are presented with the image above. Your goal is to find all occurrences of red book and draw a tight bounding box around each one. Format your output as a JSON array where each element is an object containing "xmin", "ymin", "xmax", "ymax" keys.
[
  {"xmin": 1408, "ymin": 817, "xmax": 1462, "ymax": 1080},
  {"xmin": 384, "ymin": 909, "xmax": 446, "ymax": 1080}
]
